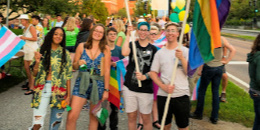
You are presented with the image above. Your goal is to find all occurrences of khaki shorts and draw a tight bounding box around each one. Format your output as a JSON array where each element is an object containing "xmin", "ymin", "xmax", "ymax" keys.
[
  {"xmin": 122, "ymin": 86, "xmax": 153, "ymax": 114},
  {"xmin": 24, "ymin": 51, "xmax": 35, "ymax": 61}
]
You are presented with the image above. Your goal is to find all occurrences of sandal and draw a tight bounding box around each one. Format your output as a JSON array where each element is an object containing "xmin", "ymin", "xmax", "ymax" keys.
[
  {"xmin": 153, "ymin": 120, "xmax": 161, "ymax": 129},
  {"xmin": 137, "ymin": 123, "xmax": 143, "ymax": 130},
  {"xmin": 24, "ymin": 89, "xmax": 34, "ymax": 95}
]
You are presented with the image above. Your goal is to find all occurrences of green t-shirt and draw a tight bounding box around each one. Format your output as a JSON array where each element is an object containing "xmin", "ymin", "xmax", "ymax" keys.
[
  {"xmin": 115, "ymin": 31, "xmax": 126, "ymax": 47},
  {"xmin": 64, "ymin": 27, "xmax": 80, "ymax": 47},
  {"xmin": 43, "ymin": 27, "xmax": 50, "ymax": 36}
]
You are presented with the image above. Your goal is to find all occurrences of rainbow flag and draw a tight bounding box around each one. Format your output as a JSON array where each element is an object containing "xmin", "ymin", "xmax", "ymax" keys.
[
  {"xmin": 0, "ymin": 26, "xmax": 25, "ymax": 67},
  {"xmin": 189, "ymin": 0, "xmax": 230, "ymax": 69},
  {"xmin": 108, "ymin": 67, "xmax": 120, "ymax": 108}
]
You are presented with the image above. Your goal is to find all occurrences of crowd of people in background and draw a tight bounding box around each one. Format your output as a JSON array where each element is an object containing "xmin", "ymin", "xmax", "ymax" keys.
[{"xmin": 0, "ymin": 12, "xmax": 260, "ymax": 130}]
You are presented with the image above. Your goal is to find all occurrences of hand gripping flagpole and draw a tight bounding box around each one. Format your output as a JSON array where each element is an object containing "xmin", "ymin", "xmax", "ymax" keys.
[
  {"xmin": 124, "ymin": 0, "xmax": 142, "ymax": 87},
  {"xmin": 160, "ymin": 0, "xmax": 191, "ymax": 129}
]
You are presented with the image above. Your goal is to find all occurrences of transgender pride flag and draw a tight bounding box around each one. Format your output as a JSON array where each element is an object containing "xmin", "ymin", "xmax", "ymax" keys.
[{"xmin": 0, "ymin": 26, "xmax": 25, "ymax": 67}]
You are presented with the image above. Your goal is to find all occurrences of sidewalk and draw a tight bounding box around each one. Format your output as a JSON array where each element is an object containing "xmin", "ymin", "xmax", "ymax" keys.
[{"xmin": 0, "ymin": 72, "xmax": 251, "ymax": 130}]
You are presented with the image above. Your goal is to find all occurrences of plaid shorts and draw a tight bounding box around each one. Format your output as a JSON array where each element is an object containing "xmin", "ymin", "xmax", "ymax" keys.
[{"xmin": 72, "ymin": 77, "xmax": 104, "ymax": 100}]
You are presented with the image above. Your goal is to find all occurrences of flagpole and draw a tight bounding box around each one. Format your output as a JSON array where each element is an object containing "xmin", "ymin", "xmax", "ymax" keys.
[
  {"xmin": 124, "ymin": 0, "xmax": 142, "ymax": 87},
  {"xmin": 6, "ymin": 0, "xmax": 10, "ymax": 28},
  {"xmin": 160, "ymin": 0, "xmax": 191, "ymax": 129}
]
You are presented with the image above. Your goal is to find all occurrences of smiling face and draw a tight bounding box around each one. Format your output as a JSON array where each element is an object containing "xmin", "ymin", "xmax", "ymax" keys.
[
  {"xmin": 138, "ymin": 25, "xmax": 149, "ymax": 40},
  {"xmin": 149, "ymin": 30, "xmax": 159, "ymax": 41},
  {"xmin": 165, "ymin": 25, "xmax": 179, "ymax": 43},
  {"xmin": 92, "ymin": 26, "xmax": 105, "ymax": 41},
  {"xmin": 52, "ymin": 28, "xmax": 64, "ymax": 45}
]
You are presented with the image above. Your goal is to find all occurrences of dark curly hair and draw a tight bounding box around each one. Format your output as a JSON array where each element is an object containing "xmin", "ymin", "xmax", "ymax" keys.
[
  {"xmin": 251, "ymin": 34, "xmax": 260, "ymax": 54},
  {"xmin": 40, "ymin": 27, "xmax": 67, "ymax": 76}
]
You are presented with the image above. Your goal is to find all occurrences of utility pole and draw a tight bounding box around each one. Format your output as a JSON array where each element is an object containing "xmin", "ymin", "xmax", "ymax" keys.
[{"xmin": 253, "ymin": 0, "xmax": 258, "ymax": 28}]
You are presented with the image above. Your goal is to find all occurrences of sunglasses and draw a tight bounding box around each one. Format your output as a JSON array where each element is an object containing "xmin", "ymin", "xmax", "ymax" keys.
[{"xmin": 150, "ymin": 33, "xmax": 157, "ymax": 35}]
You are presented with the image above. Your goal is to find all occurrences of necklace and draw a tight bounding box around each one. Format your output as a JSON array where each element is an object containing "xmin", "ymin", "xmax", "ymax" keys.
[{"xmin": 89, "ymin": 48, "xmax": 99, "ymax": 75}]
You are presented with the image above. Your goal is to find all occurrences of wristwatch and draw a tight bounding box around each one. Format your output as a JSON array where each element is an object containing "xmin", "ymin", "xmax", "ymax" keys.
[{"xmin": 104, "ymin": 88, "xmax": 110, "ymax": 92}]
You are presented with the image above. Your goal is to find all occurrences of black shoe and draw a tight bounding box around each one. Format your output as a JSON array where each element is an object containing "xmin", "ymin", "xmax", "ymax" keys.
[
  {"xmin": 210, "ymin": 118, "xmax": 218, "ymax": 124},
  {"xmin": 190, "ymin": 113, "xmax": 203, "ymax": 120}
]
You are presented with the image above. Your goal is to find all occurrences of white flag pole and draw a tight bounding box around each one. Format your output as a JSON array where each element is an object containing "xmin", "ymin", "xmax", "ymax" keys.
[
  {"xmin": 124, "ymin": 0, "xmax": 142, "ymax": 87},
  {"xmin": 160, "ymin": 0, "xmax": 191, "ymax": 129}
]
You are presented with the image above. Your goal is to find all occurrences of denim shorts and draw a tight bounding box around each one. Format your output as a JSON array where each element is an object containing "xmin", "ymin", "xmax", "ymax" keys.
[{"xmin": 72, "ymin": 77, "xmax": 104, "ymax": 100}]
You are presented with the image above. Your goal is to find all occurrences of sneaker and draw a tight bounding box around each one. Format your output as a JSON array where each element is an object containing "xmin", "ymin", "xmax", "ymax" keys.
[
  {"xmin": 190, "ymin": 113, "xmax": 203, "ymax": 120},
  {"xmin": 220, "ymin": 93, "xmax": 226, "ymax": 102},
  {"xmin": 82, "ymin": 102, "xmax": 90, "ymax": 111}
]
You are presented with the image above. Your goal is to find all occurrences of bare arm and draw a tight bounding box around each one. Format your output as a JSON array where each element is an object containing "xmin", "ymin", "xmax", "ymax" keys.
[
  {"xmin": 121, "ymin": 26, "xmax": 133, "ymax": 56},
  {"xmin": 116, "ymin": 36, "xmax": 123, "ymax": 47},
  {"xmin": 150, "ymin": 71, "xmax": 174, "ymax": 93},
  {"xmin": 222, "ymin": 37, "xmax": 236, "ymax": 64},
  {"xmin": 102, "ymin": 46, "xmax": 111, "ymax": 101},
  {"xmin": 73, "ymin": 43, "xmax": 85, "ymax": 70},
  {"xmin": 65, "ymin": 80, "xmax": 71, "ymax": 105},
  {"xmin": 21, "ymin": 26, "xmax": 37, "ymax": 41}
]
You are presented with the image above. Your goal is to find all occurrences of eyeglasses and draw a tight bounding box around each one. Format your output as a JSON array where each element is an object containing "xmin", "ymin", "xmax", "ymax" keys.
[
  {"xmin": 139, "ymin": 29, "xmax": 148, "ymax": 32},
  {"xmin": 108, "ymin": 33, "xmax": 117, "ymax": 36},
  {"xmin": 166, "ymin": 29, "xmax": 177, "ymax": 33},
  {"xmin": 94, "ymin": 30, "xmax": 104, "ymax": 34},
  {"xmin": 150, "ymin": 33, "xmax": 157, "ymax": 35}
]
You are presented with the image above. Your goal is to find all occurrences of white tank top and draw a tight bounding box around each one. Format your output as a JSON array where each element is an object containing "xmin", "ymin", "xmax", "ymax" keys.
[{"xmin": 23, "ymin": 24, "xmax": 38, "ymax": 53}]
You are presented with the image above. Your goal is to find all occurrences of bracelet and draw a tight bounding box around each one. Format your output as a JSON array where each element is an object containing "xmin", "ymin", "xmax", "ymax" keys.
[
  {"xmin": 104, "ymin": 88, "xmax": 109, "ymax": 92},
  {"xmin": 145, "ymin": 73, "xmax": 150, "ymax": 80}
]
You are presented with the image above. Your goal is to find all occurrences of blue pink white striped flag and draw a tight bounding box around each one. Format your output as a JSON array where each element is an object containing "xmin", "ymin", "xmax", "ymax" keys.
[{"xmin": 0, "ymin": 26, "xmax": 25, "ymax": 67}]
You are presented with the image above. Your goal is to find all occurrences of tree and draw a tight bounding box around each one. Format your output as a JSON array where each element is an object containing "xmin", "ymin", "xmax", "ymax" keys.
[
  {"xmin": 134, "ymin": 0, "xmax": 152, "ymax": 17},
  {"xmin": 80, "ymin": 0, "xmax": 109, "ymax": 24},
  {"xmin": 0, "ymin": 0, "xmax": 79, "ymax": 22},
  {"xmin": 117, "ymin": 8, "xmax": 127, "ymax": 18},
  {"xmin": 38, "ymin": 0, "xmax": 79, "ymax": 16}
]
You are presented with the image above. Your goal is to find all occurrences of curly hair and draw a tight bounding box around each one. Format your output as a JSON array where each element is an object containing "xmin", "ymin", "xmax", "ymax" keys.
[
  {"xmin": 251, "ymin": 34, "xmax": 260, "ymax": 54},
  {"xmin": 40, "ymin": 27, "xmax": 67, "ymax": 76},
  {"xmin": 84, "ymin": 23, "xmax": 107, "ymax": 52}
]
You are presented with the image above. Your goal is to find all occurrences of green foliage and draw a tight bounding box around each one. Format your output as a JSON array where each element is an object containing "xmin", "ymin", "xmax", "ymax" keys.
[
  {"xmin": 134, "ymin": 0, "xmax": 152, "ymax": 17},
  {"xmin": 191, "ymin": 81, "xmax": 254, "ymax": 127},
  {"xmin": 80, "ymin": 0, "xmax": 109, "ymax": 24},
  {"xmin": 117, "ymin": 8, "xmax": 127, "ymax": 18},
  {"xmin": 221, "ymin": 32, "xmax": 256, "ymax": 41},
  {"xmin": 38, "ymin": 0, "xmax": 79, "ymax": 16},
  {"xmin": 0, "ymin": 59, "xmax": 27, "ymax": 93},
  {"xmin": 10, "ymin": 29, "xmax": 23, "ymax": 35},
  {"xmin": 0, "ymin": 0, "xmax": 79, "ymax": 21}
]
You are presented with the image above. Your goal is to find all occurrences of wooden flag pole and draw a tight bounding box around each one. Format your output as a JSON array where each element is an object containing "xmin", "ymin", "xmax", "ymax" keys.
[
  {"xmin": 160, "ymin": 0, "xmax": 191, "ymax": 129},
  {"xmin": 124, "ymin": 0, "xmax": 142, "ymax": 87}
]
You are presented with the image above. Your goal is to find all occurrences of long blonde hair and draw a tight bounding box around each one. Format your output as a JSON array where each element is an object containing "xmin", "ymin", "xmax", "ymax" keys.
[
  {"xmin": 64, "ymin": 17, "xmax": 77, "ymax": 31},
  {"xmin": 113, "ymin": 19, "xmax": 125, "ymax": 33}
]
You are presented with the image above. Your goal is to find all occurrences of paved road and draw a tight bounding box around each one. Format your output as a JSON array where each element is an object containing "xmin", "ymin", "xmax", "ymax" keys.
[
  {"xmin": 0, "ymin": 71, "xmax": 251, "ymax": 130},
  {"xmin": 222, "ymin": 28, "xmax": 260, "ymax": 37},
  {"xmin": 224, "ymin": 37, "xmax": 253, "ymax": 90}
]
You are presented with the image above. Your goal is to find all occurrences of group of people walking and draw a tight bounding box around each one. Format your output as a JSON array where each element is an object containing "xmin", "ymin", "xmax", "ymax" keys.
[{"xmin": 1, "ymin": 12, "xmax": 259, "ymax": 130}]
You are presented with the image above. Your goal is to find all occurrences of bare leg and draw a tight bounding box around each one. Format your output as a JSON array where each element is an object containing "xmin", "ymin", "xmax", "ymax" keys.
[
  {"xmin": 89, "ymin": 103, "xmax": 99, "ymax": 130},
  {"xmin": 127, "ymin": 111, "xmax": 137, "ymax": 130},
  {"xmin": 140, "ymin": 113, "xmax": 152, "ymax": 130},
  {"xmin": 66, "ymin": 96, "xmax": 87, "ymax": 130}
]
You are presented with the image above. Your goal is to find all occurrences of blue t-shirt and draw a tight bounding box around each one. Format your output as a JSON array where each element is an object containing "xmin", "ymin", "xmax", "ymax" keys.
[{"xmin": 111, "ymin": 45, "xmax": 124, "ymax": 62}]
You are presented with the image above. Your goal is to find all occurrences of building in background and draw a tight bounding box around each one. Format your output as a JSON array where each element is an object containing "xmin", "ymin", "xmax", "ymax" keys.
[{"xmin": 102, "ymin": 0, "xmax": 136, "ymax": 15}]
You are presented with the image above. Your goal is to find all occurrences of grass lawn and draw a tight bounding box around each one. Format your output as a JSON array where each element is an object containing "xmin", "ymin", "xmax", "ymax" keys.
[
  {"xmin": 221, "ymin": 32, "xmax": 256, "ymax": 41},
  {"xmin": 0, "ymin": 59, "xmax": 27, "ymax": 93},
  {"xmin": 191, "ymin": 81, "xmax": 254, "ymax": 128}
]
